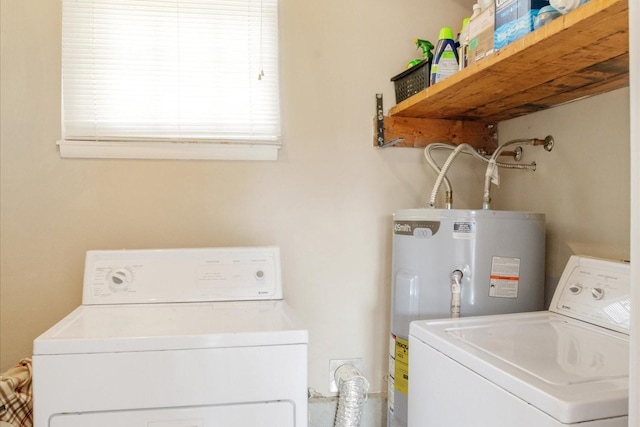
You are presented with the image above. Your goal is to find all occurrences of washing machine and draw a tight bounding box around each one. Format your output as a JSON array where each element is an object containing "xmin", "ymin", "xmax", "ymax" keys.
[
  {"xmin": 32, "ymin": 247, "xmax": 308, "ymax": 427},
  {"xmin": 408, "ymin": 255, "xmax": 630, "ymax": 427}
]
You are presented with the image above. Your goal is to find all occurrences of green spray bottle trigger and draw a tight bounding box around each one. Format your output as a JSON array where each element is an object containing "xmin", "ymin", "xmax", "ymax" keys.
[
  {"xmin": 407, "ymin": 38, "xmax": 434, "ymax": 68},
  {"xmin": 415, "ymin": 39, "xmax": 434, "ymax": 59}
]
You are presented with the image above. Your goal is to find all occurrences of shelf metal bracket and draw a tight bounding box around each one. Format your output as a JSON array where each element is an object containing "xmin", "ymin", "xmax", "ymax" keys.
[{"xmin": 376, "ymin": 94, "xmax": 404, "ymax": 148}]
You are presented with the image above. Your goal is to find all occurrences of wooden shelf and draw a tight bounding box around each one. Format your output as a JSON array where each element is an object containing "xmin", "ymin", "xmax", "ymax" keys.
[{"xmin": 377, "ymin": 0, "xmax": 629, "ymax": 148}]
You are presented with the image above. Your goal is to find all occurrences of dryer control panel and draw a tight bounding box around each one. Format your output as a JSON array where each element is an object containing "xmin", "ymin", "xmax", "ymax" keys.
[
  {"xmin": 550, "ymin": 255, "xmax": 631, "ymax": 334},
  {"xmin": 82, "ymin": 247, "xmax": 282, "ymax": 305}
]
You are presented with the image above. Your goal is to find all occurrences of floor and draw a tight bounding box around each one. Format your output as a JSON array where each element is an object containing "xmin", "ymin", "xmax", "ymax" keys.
[{"xmin": 308, "ymin": 393, "xmax": 386, "ymax": 427}]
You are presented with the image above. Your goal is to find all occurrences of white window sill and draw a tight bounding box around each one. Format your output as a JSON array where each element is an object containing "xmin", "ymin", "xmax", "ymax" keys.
[{"xmin": 57, "ymin": 140, "xmax": 280, "ymax": 161}]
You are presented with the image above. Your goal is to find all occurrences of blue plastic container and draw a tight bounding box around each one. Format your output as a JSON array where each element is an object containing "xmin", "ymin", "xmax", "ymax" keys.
[{"xmin": 495, "ymin": 0, "xmax": 550, "ymax": 50}]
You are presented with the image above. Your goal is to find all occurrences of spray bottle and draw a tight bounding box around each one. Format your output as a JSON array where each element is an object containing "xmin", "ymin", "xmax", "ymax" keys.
[
  {"xmin": 430, "ymin": 27, "xmax": 459, "ymax": 85},
  {"xmin": 406, "ymin": 38, "xmax": 434, "ymax": 68}
]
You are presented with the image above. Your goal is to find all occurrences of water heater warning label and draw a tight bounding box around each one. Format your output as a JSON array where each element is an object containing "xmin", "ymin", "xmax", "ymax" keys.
[{"xmin": 489, "ymin": 256, "xmax": 520, "ymax": 298}]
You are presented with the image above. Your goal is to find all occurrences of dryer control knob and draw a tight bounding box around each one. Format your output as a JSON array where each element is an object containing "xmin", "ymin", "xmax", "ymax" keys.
[
  {"xmin": 107, "ymin": 268, "xmax": 133, "ymax": 292},
  {"xmin": 569, "ymin": 284, "xmax": 583, "ymax": 295},
  {"xmin": 591, "ymin": 287, "xmax": 605, "ymax": 300}
]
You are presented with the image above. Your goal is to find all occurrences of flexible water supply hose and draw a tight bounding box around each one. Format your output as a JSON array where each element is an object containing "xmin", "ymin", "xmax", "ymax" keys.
[
  {"xmin": 333, "ymin": 364, "xmax": 370, "ymax": 427},
  {"xmin": 424, "ymin": 143, "xmax": 457, "ymax": 207},
  {"xmin": 482, "ymin": 136, "xmax": 554, "ymax": 209},
  {"xmin": 425, "ymin": 143, "xmax": 537, "ymax": 209},
  {"xmin": 429, "ymin": 143, "xmax": 468, "ymax": 208}
]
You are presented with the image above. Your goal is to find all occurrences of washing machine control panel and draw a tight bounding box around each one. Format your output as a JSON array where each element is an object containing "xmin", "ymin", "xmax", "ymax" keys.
[
  {"xmin": 550, "ymin": 255, "xmax": 630, "ymax": 333},
  {"xmin": 82, "ymin": 247, "xmax": 283, "ymax": 305}
]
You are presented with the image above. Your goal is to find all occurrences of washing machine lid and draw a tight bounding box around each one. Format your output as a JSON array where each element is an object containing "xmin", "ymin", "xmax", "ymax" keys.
[
  {"xmin": 409, "ymin": 311, "xmax": 629, "ymax": 424},
  {"xmin": 33, "ymin": 300, "xmax": 308, "ymax": 355}
]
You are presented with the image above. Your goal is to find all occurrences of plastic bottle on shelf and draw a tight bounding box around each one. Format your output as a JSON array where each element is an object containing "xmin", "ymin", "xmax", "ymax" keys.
[
  {"xmin": 458, "ymin": 18, "xmax": 470, "ymax": 70},
  {"xmin": 479, "ymin": 0, "xmax": 493, "ymax": 11},
  {"xmin": 430, "ymin": 27, "xmax": 459, "ymax": 85},
  {"xmin": 470, "ymin": 2, "xmax": 482, "ymax": 19},
  {"xmin": 459, "ymin": 2, "xmax": 481, "ymax": 71},
  {"xmin": 469, "ymin": 1, "xmax": 482, "ymax": 36}
]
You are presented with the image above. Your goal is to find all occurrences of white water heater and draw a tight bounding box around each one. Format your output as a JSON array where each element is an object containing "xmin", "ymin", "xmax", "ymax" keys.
[{"xmin": 387, "ymin": 209, "xmax": 546, "ymax": 427}]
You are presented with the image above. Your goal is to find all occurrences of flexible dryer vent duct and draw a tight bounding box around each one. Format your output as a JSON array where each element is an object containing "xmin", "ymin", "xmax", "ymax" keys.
[{"xmin": 333, "ymin": 364, "xmax": 370, "ymax": 427}]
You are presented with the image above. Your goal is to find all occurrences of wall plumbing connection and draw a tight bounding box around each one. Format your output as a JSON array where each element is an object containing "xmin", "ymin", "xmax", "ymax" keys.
[{"xmin": 424, "ymin": 136, "xmax": 554, "ymax": 209}]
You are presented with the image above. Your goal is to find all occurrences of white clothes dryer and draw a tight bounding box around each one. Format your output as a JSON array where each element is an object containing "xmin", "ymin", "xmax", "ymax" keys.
[
  {"xmin": 408, "ymin": 255, "xmax": 630, "ymax": 427},
  {"xmin": 33, "ymin": 247, "xmax": 308, "ymax": 427}
]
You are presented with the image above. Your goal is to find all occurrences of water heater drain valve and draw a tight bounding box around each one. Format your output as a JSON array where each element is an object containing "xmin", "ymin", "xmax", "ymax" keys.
[{"xmin": 450, "ymin": 270, "xmax": 463, "ymax": 318}]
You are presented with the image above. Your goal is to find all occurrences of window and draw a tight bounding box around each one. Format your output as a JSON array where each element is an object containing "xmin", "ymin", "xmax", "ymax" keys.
[{"xmin": 59, "ymin": 0, "xmax": 281, "ymax": 160}]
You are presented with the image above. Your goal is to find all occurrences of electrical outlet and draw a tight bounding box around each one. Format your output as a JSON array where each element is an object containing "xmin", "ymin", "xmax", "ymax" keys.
[{"xmin": 329, "ymin": 358, "xmax": 362, "ymax": 393}]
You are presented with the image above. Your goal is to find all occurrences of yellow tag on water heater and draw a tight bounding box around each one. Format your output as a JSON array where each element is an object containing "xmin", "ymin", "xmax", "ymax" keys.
[{"xmin": 394, "ymin": 336, "xmax": 409, "ymax": 394}]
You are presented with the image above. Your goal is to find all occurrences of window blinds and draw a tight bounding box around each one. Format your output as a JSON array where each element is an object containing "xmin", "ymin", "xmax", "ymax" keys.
[{"xmin": 60, "ymin": 0, "xmax": 281, "ymax": 160}]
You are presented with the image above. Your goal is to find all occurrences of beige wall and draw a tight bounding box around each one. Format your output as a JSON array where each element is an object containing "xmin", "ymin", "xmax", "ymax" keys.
[
  {"xmin": 0, "ymin": 0, "xmax": 629, "ymax": 399},
  {"xmin": 496, "ymin": 88, "xmax": 631, "ymax": 304}
]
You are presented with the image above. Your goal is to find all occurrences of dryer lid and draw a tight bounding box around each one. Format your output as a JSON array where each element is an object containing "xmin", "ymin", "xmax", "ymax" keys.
[
  {"xmin": 410, "ymin": 312, "xmax": 629, "ymax": 424},
  {"xmin": 33, "ymin": 300, "xmax": 308, "ymax": 355}
]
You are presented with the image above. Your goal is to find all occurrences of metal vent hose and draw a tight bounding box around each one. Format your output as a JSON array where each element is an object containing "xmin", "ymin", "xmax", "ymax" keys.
[{"xmin": 333, "ymin": 364, "xmax": 370, "ymax": 427}]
